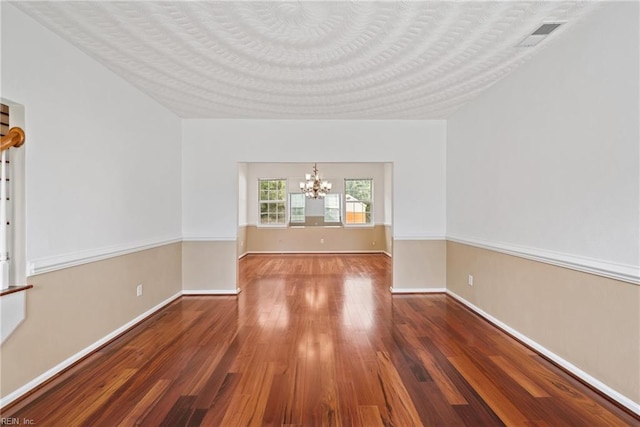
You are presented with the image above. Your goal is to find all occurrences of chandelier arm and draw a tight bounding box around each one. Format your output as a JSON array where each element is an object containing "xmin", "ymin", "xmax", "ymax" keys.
[{"xmin": 300, "ymin": 163, "xmax": 331, "ymax": 199}]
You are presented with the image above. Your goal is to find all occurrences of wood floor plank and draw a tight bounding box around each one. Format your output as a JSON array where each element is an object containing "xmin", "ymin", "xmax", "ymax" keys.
[
  {"xmin": 220, "ymin": 361, "xmax": 276, "ymax": 427},
  {"xmin": 490, "ymin": 355, "xmax": 551, "ymax": 398},
  {"xmin": 50, "ymin": 367, "xmax": 137, "ymax": 426},
  {"xmin": 199, "ymin": 373, "xmax": 241, "ymax": 426},
  {"xmin": 117, "ymin": 379, "xmax": 171, "ymax": 427},
  {"xmin": 448, "ymin": 354, "xmax": 535, "ymax": 426},
  {"xmin": 523, "ymin": 354, "xmax": 636, "ymax": 426},
  {"xmin": 420, "ymin": 336, "xmax": 506, "ymax": 426},
  {"xmin": 357, "ymin": 405, "xmax": 385, "ymax": 426},
  {"xmin": 397, "ymin": 324, "xmax": 468, "ymax": 405},
  {"xmin": 375, "ymin": 351, "xmax": 424, "ymax": 426},
  {"xmin": 2, "ymin": 254, "xmax": 637, "ymax": 426}
]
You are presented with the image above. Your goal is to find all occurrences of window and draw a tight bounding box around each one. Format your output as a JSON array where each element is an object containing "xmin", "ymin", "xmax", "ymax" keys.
[
  {"xmin": 259, "ymin": 179, "xmax": 286, "ymax": 225},
  {"xmin": 323, "ymin": 193, "xmax": 341, "ymax": 223},
  {"xmin": 290, "ymin": 193, "xmax": 305, "ymax": 223},
  {"xmin": 345, "ymin": 179, "xmax": 372, "ymax": 225}
]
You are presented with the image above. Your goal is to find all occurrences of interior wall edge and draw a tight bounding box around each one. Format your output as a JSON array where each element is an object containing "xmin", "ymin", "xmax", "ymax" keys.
[
  {"xmin": 392, "ymin": 239, "xmax": 447, "ymax": 290},
  {"xmin": 181, "ymin": 240, "xmax": 237, "ymax": 292}
]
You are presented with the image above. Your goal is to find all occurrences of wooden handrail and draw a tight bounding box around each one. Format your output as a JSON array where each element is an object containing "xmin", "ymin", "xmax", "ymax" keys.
[{"xmin": 0, "ymin": 127, "xmax": 25, "ymax": 152}]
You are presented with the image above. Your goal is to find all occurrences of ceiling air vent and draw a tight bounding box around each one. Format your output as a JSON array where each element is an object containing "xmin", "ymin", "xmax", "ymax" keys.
[{"xmin": 517, "ymin": 22, "xmax": 565, "ymax": 47}]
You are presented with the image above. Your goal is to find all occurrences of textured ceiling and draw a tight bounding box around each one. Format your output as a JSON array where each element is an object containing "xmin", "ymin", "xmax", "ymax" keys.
[{"xmin": 13, "ymin": 1, "xmax": 598, "ymax": 119}]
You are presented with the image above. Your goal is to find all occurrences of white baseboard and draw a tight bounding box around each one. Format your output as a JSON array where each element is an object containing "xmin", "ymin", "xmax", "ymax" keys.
[
  {"xmin": 245, "ymin": 250, "xmax": 386, "ymax": 255},
  {"xmin": 393, "ymin": 235, "xmax": 446, "ymax": 240},
  {"xmin": 0, "ymin": 291, "xmax": 182, "ymax": 409},
  {"xmin": 446, "ymin": 290, "xmax": 640, "ymax": 416},
  {"xmin": 390, "ymin": 287, "xmax": 446, "ymax": 294},
  {"xmin": 182, "ymin": 288, "xmax": 241, "ymax": 295},
  {"xmin": 182, "ymin": 236, "xmax": 236, "ymax": 242}
]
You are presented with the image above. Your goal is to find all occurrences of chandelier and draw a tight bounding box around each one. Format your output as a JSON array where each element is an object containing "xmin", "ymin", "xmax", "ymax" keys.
[{"xmin": 300, "ymin": 163, "xmax": 332, "ymax": 199}]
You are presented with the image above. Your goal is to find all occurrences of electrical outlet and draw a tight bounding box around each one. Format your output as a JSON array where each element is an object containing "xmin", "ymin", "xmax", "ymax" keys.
[
  {"xmin": 371, "ymin": 241, "xmax": 376, "ymax": 246},
  {"xmin": 136, "ymin": 284, "xmax": 143, "ymax": 297},
  {"xmin": 320, "ymin": 238, "xmax": 324, "ymax": 244},
  {"xmin": 468, "ymin": 275, "xmax": 473, "ymax": 286}
]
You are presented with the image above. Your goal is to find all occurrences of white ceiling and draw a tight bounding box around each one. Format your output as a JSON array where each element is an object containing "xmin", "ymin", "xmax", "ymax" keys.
[{"xmin": 13, "ymin": 1, "xmax": 599, "ymax": 119}]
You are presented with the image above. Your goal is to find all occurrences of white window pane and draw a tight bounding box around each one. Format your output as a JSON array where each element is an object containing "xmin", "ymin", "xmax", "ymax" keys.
[{"xmin": 324, "ymin": 194, "xmax": 341, "ymax": 222}]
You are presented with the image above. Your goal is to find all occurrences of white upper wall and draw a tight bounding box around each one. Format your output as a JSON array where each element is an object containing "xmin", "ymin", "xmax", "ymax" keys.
[
  {"xmin": 447, "ymin": 2, "xmax": 639, "ymax": 269},
  {"xmin": 182, "ymin": 120, "xmax": 446, "ymax": 239},
  {"xmin": 1, "ymin": 4, "xmax": 182, "ymax": 266},
  {"xmin": 10, "ymin": 0, "xmax": 634, "ymax": 272},
  {"xmin": 237, "ymin": 163, "xmax": 248, "ymax": 227}
]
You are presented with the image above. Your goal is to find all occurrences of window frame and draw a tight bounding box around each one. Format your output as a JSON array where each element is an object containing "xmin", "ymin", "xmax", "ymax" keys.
[
  {"xmin": 258, "ymin": 178, "xmax": 288, "ymax": 227},
  {"xmin": 289, "ymin": 193, "xmax": 306, "ymax": 224},
  {"xmin": 323, "ymin": 193, "xmax": 341, "ymax": 224},
  {"xmin": 344, "ymin": 178, "xmax": 373, "ymax": 227}
]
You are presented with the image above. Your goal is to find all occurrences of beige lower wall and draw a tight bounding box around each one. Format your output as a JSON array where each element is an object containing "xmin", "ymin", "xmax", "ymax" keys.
[
  {"xmin": 392, "ymin": 239, "xmax": 446, "ymax": 290},
  {"xmin": 446, "ymin": 241, "xmax": 640, "ymax": 405},
  {"xmin": 182, "ymin": 240, "xmax": 238, "ymax": 292},
  {"xmin": 237, "ymin": 226, "xmax": 247, "ymax": 258},
  {"xmin": 4, "ymin": 239, "xmax": 637, "ymax": 409},
  {"xmin": 245, "ymin": 224, "xmax": 387, "ymax": 253},
  {"xmin": 384, "ymin": 225, "xmax": 393, "ymax": 256},
  {"xmin": 0, "ymin": 242, "xmax": 182, "ymax": 401}
]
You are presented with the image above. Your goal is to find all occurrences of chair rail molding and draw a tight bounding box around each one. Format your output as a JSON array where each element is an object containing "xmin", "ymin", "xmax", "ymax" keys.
[
  {"xmin": 446, "ymin": 235, "xmax": 639, "ymax": 285},
  {"xmin": 28, "ymin": 236, "xmax": 182, "ymax": 276}
]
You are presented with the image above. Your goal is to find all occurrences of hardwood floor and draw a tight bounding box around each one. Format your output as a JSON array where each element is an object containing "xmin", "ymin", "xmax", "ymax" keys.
[{"xmin": 2, "ymin": 254, "xmax": 637, "ymax": 426}]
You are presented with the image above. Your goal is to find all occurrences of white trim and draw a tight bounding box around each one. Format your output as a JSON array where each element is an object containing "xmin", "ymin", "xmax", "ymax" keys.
[
  {"xmin": 383, "ymin": 251, "xmax": 392, "ymax": 258},
  {"xmin": 390, "ymin": 287, "xmax": 446, "ymax": 294},
  {"xmin": 447, "ymin": 235, "xmax": 639, "ymax": 285},
  {"xmin": 0, "ymin": 291, "xmax": 26, "ymax": 344},
  {"xmin": 27, "ymin": 237, "xmax": 182, "ymax": 277},
  {"xmin": 394, "ymin": 235, "xmax": 446, "ymax": 241},
  {"xmin": 0, "ymin": 291, "xmax": 182, "ymax": 409},
  {"xmin": 245, "ymin": 250, "xmax": 386, "ymax": 255},
  {"xmin": 182, "ymin": 288, "xmax": 241, "ymax": 295},
  {"xmin": 238, "ymin": 252, "xmax": 249, "ymax": 259},
  {"xmin": 182, "ymin": 236, "xmax": 236, "ymax": 242},
  {"xmin": 446, "ymin": 290, "xmax": 640, "ymax": 416}
]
